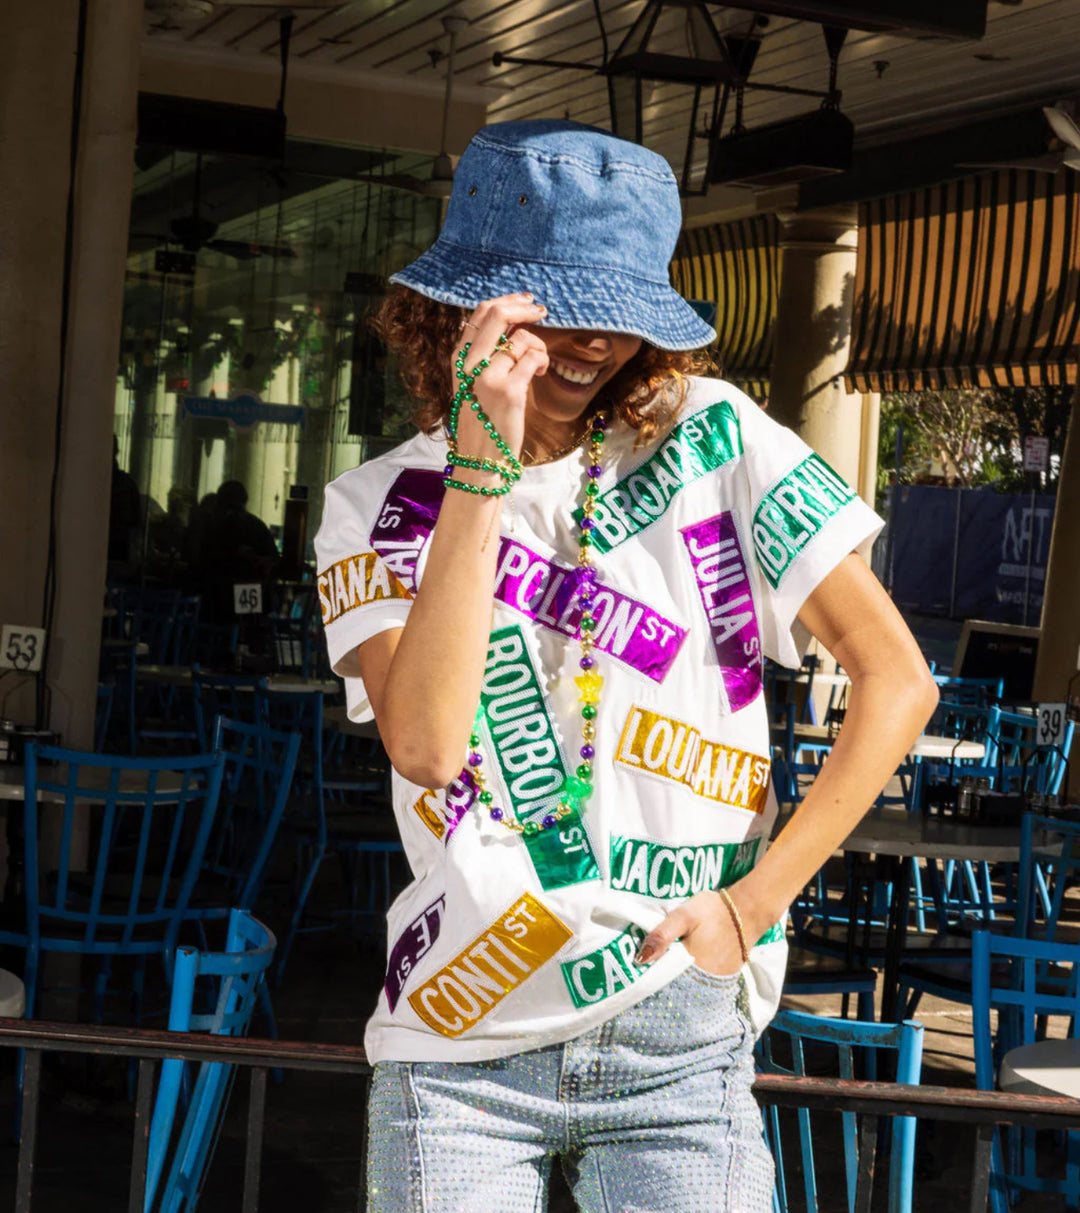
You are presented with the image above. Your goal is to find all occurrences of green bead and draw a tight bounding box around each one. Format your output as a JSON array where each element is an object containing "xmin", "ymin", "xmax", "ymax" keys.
[
  {"xmin": 523, "ymin": 822, "xmax": 539, "ymax": 836},
  {"xmin": 479, "ymin": 790, "xmax": 494, "ymax": 804},
  {"xmin": 480, "ymin": 358, "xmax": 490, "ymax": 368},
  {"xmin": 581, "ymin": 703, "xmax": 597, "ymax": 720},
  {"xmin": 580, "ymin": 617, "xmax": 596, "ymax": 632},
  {"xmin": 579, "ymin": 532, "xmax": 593, "ymax": 547},
  {"xmin": 563, "ymin": 775, "xmax": 592, "ymax": 801},
  {"xmin": 469, "ymin": 732, "xmax": 480, "ymax": 746},
  {"xmin": 592, "ymin": 431, "xmax": 606, "ymax": 443},
  {"xmin": 576, "ymin": 763, "xmax": 593, "ymax": 780},
  {"xmin": 586, "ymin": 483, "xmax": 599, "ymax": 497}
]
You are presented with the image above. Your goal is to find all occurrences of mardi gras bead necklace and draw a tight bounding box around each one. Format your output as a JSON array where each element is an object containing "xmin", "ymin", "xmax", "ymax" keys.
[{"xmin": 443, "ymin": 336, "xmax": 607, "ymax": 836}]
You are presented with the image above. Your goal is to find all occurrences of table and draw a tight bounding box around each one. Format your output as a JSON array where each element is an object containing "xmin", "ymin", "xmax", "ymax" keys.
[
  {"xmin": 323, "ymin": 705, "xmax": 381, "ymax": 742},
  {"xmin": 135, "ymin": 665, "xmax": 339, "ymax": 696},
  {"xmin": 771, "ymin": 721, "xmax": 986, "ymax": 762},
  {"xmin": 841, "ymin": 809, "xmax": 1024, "ymax": 1021},
  {"xmin": 1000, "ymin": 1039, "xmax": 1080, "ymax": 1099}
]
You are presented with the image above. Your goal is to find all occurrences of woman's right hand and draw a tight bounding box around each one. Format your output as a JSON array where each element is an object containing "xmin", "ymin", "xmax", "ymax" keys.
[{"xmin": 451, "ymin": 294, "xmax": 550, "ymax": 466}]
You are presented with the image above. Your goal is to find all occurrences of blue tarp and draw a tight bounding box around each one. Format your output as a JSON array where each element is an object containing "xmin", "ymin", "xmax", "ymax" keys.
[{"xmin": 888, "ymin": 485, "xmax": 1056, "ymax": 624}]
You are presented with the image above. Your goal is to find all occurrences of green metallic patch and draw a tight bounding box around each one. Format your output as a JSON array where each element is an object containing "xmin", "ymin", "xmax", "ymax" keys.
[
  {"xmin": 609, "ymin": 834, "xmax": 761, "ymax": 900},
  {"xmin": 479, "ymin": 624, "xmax": 600, "ymax": 889},
  {"xmin": 560, "ymin": 923, "xmax": 648, "ymax": 1010},
  {"xmin": 752, "ymin": 453, "xmax": 855, "ymax": 590},
  {"xmin": 573, "ymin": 400, "xmax": 742, "ymax": 554}
]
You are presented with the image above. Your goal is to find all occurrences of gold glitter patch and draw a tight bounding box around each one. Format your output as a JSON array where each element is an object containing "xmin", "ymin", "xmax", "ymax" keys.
[
  {"xmin": 615, "ymin": 706, "xmax": 770, "ymax": 814},
  {"xmin": 408, "ymin": 892, "xmax": 573, "ymax": 1038},
  {"xmin": 411, "ymin": 790, "xmax": 446, "ymax": 840},
  {"xmin": 317, "ymin": 552, "xmax": 411, "ymax": 626}
]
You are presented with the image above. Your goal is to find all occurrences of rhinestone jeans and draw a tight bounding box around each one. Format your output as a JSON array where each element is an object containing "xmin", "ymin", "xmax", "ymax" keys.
[{"xmin": 366, "ymin": 966, "xmax": 775, "ymax": 1211}]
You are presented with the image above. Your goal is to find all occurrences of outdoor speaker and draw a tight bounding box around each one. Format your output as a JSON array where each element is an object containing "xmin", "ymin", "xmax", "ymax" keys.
[{"xmin": 709, "ymin": 108, "xmax": 855, "ymax": 188}]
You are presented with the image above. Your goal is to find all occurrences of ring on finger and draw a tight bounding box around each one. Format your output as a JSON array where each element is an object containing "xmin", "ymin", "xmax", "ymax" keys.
[
  {"xmin": 462, "ymin": 320, "xmax": 480, "ymax": 331},
  {"xmin": 492, "ymin": 345, "xmax": 519, "ymax": 364}
]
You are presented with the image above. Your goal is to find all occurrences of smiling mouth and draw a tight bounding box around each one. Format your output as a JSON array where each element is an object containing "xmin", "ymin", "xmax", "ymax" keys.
[{"xmin": 549, "ymin": 359, "xmax": 601, "ymax": 386}]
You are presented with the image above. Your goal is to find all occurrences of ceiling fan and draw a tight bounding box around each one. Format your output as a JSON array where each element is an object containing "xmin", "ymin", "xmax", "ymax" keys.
[
  {"xmin": 356, "ymin": 15, "xmax": 467, "ymax": 199},
  {"xmin": 958, "ymin": 103, "xmax": 1080, "ymax": 174},
  {"xmin": 132, "ymin": 151, "xmax": 297, "ymax": 261}
]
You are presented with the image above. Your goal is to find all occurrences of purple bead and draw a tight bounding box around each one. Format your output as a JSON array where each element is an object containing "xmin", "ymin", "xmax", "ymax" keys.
[
  {"xmin": 443, "ymin": 464, "xmax": 453, "ymax": 477},
  {"xmin": 580, "ymin": 517, "xmax": 595, "ymax": 531},
  {"xmin": 578, "ymin": 594, "xmax": 593, "ymax": 609},
  {"xmin": 587, "ymin": 465, "xmax": 602, "ymax": 478},
  {"xmin": 468, "ymin": 752, "xmax": 483, "ymax": 767},
  {"xmin": 580, "ymin": 744, "xmax": 595, "ymax": 759},
  {"xmin": 542, "ymin": 814, "xmax": 557, "ymax": 830},
  {"xmin": 489, "ymin": 806, "xmax": 504, "ymax": 821},
  {"xmin": 592, "ymin": 417, "xmax": 606, "ymax": 431},
  {"xmin": 580, "ymin": 655, "xmax": 595, "ymax": 669}
]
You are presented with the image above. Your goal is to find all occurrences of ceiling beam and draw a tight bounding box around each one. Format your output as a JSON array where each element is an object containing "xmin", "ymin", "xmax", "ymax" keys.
[{"xmin": 713, "ymin": 0, "xmax": 988, "ymax": 39}]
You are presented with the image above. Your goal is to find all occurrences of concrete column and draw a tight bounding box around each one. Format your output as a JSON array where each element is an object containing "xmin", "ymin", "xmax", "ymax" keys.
[
  {"xmin": 1034, "ymin": 386, "xmax": 1080, "ymax": 794},
  {"xmin": 0, "ymin": 0, "xmax": 142, "ymax": 743},
  {"xmin": 768, "ymin": 206, "xmax": 863, "ymax": 490}
]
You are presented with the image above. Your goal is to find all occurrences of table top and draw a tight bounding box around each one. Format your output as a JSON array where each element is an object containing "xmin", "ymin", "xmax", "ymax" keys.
[
  {"xmin": 841, "ymin": 807, "xmax": 1024, "ymax": 861},
  {"xmin": 1000, "ymin": 1039, "xmax": 1080, "ymax": 1100},
  {"xmin": 793, "ymin": 671, "xmax": 851, "ymax": 687},
  {"xmin": 135, "ymin": 665, "xmax": 339, "ymax": 696},
  {"xmin": 323, "ymin": 705, "xmax": 381, "ymax": 741},
  {"xmin": 0, "ymin": 765, "xmax": 186, "ymax": 803},
  {"xmin": 771, "ymin": 722, "xmax": 986, "ymax": 762}
]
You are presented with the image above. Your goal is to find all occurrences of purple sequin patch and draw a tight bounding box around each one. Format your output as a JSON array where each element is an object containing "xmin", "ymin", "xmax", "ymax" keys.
[
  {"xmin": 680, "ymin": 512, "xmax": 763, "ymax": 713},
  {"xmin": 369, "ymin": 468, "xmax": 446, "ymax": 593},
  {"xmin": 492, "ymin": 537, "xmax": 686, "ymax": 683},
  {"xmin": 384, "ymin": 893, "xmax": 446, "ymax": 1012}
]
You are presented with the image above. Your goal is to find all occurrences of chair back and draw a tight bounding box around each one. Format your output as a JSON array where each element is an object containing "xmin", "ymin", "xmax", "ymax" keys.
[
  {"xmin": 269, "ymin": 615, "xmax": 312, "ymax": 678},
  {"xmin": 133, "ymin": 589, "xmax": 183, "ymax": 666},
  {"xmin": 144, "ymin": 909, "xmax": 276, "ymax": 1212},
  {"xmin": 759, "ymin": 1009, "xmax": 924, "ymax": 1213},
  {"xmin": 208, "ymin": 716, "xmax": 302, "ymax": 909},
  {"xmin": 971, "ymin": 930, "xmax": 1080, "ymax": 1087},
  {"xmin": 20, "ymin": 745, "xmax": 225, "ymax": 997},
  {"xmin": 169, "ymin": 597, "xmax": 202, "ymax": 667},
  {"xmin": 931, "ymin": 674, "xmax": 1004, "ymax": 707},
  {"xmin": 254, "ymin": 687, "xmax": 325, "ymax": 825},
  {"xmin": 932, "ymin": 702, "xmax": 1001, "ymax": 746},
  {"xmin": 191, "ymin": 670, "xmax": 267, "ymax": 751}
]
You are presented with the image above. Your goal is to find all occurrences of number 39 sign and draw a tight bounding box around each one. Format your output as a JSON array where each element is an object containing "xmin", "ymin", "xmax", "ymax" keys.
[
  {"xmin": 1038, "ymin": 702, "xmax": 1069, "ymax": 748},
  {"xmin": 0, "ymin": 625, "xmax": 46, "ymax": 672}
]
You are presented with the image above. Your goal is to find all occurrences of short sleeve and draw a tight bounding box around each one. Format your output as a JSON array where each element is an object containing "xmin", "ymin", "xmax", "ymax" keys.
[
  {"xmin": 314, "ymin": 471, "xmax": 415, "ymax": 721},
  {"xmin": 732, "ymin": 390, "xmax": 884, "ymax": 669}
]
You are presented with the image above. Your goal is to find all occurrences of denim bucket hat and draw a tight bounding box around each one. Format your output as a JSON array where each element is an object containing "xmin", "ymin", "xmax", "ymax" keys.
[{"xmin": 389, "ymin": 119, "xmax": 716, "ymax": 352}]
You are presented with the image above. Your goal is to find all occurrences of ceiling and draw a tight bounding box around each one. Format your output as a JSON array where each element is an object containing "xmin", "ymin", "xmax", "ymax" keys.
[{"xmin": 144, "ymin": 0, "xmax": 1080, "ymax": 196}]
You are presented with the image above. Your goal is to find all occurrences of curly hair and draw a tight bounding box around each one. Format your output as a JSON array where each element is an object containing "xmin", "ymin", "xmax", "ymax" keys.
[{"xmin": 372, "ymin": 285, "xmax": 715, "ymax": 447}]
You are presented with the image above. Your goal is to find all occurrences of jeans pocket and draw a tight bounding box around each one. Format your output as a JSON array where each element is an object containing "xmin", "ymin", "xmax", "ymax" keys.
[{"xmin": 684, "ymin": 961, "xmax": 743, "ymax": 989}]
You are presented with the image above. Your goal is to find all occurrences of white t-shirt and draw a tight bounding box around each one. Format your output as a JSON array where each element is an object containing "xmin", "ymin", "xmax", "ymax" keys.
[{"xmin": 315, "ymin": 377, "xmax": 882, "ymax": 1064}]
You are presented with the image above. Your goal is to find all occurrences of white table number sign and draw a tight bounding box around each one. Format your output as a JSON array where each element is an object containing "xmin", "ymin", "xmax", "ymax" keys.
[{"xmin": 233, "ymin": 584, "xmax": 263, "ymax": 615}]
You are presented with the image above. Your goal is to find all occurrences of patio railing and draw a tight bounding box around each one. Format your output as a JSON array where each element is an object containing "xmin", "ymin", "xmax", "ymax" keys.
[{"xmin": 3, "ymin": 1016, "xmax": 1080, "ymax": 1213}]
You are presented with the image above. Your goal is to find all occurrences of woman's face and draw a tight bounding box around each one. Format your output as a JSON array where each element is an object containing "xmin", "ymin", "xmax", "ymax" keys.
[{"xmin": 522, "ymin": 326, "xmax": 643, "ymax": 423}]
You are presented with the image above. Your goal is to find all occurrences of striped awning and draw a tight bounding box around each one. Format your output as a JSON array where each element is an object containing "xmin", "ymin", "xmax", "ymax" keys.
[
  {"xmin": 671, "ymin": 215, "xmax": 779, "ymax": 399},
  {"xmin": 846, "ymin": 170, "xmax": 1080, "ymax": 393}
]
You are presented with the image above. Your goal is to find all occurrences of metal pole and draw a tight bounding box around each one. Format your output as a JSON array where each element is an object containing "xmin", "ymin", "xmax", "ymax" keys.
[
  {"xmin": 1023, "ymin": 484, "xmax": 1036, "ymax": 627},
  {"xmin": 950, "ymin": 487, "xmax": 962, "ymax": 619}
]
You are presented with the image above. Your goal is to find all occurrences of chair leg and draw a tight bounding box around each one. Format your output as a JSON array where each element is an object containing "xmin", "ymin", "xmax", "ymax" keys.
[{"xmin": 276, "ymin": 839, "xmax": 327, "ymax": 983}]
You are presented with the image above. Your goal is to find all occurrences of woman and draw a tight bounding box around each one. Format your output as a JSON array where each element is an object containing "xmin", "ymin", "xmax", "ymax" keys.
[{"xmin": 316, "ymin": 119, "xmax": 938, "ymax": 1212}]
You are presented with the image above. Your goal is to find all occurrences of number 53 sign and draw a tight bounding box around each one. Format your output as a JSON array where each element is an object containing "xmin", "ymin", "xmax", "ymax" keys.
[{"xmin": 0, "ymin": 625, "xmax": 46, "ymax": 672}]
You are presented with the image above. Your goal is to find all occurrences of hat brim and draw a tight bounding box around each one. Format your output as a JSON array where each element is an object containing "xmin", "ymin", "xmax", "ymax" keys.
[{"xmin": 389, "ymin": 239, "xmax": 716, "ymax": 353}]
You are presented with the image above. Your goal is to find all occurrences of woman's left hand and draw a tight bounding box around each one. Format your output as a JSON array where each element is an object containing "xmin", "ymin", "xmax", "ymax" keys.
[{"xmin": 634, "ymin": 889, "xmax": 746, "ymax": 976}]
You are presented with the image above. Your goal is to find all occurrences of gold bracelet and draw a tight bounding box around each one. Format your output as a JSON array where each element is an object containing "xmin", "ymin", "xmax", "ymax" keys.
[{"xmin": 718, "ymin": 887, "xmax": 749, "ymax": 965}]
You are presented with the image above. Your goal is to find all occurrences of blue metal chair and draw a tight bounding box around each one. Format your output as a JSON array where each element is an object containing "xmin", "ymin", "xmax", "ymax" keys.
[
  {"xmin": 178, "ymin": 716, "xmax": 302, "ymax": 928},
  {"xmin": 142, "ymin": 909, "xmax": 276, "ymax": 1213},
  {"xmin": 898, "ymin": 813, "xmax": 1080, "ymax": 1020},
  {"xmin": 0, "ymin": 743, "xmax": 225, "ymax": 1023},
  {"xmin": 971, "ymin": 930, "xmax": 1080, "ymax": 1213},
  {"xmin": 191, "ymin": 670, "xmax": 267, "ymax": 752},
  {"xmin": 759, "ymin": 1009, "xmax": 924, "ymax": 1213},
  {"xmin": 931, "ymin": 674, "xmax": 1005, "ymax": 708},
  {"xmin": 255, "ymin": 687, "xmax": 398, "ymax": 980}
]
